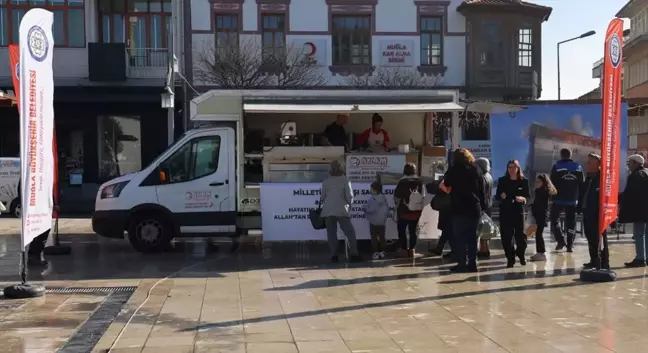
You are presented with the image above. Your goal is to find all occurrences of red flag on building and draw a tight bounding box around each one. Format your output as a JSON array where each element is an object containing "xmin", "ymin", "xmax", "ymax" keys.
[
  {"xmin": 9, "ymin": 44, "xmax": 59, "ymax": 217},
  {"xmin": 599, "ymin": 18, "xmax": 624, "ymax": 234}
]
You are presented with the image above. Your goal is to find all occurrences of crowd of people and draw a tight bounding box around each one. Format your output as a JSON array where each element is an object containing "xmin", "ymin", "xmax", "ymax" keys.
[{"xmin": 318, "ymin": 147, "xmax": 648, "ymax": 272}]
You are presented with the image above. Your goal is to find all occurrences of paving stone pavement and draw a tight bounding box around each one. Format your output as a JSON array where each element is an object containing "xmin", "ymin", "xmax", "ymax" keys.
[{"xmin": 0, "ymin": 218, "xmax": 646, "ymax": 353}]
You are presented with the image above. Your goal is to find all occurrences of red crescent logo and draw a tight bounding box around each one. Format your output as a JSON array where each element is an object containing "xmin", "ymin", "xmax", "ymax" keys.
[{"xmin": 304, "ymin": 42, "xmax": 316, "ymax": 57}]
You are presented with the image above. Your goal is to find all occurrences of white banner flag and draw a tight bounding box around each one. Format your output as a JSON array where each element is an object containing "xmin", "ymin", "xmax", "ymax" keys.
[{"xmin": 19, "ymin": 9, "xmax": 54, "ymax": 250}]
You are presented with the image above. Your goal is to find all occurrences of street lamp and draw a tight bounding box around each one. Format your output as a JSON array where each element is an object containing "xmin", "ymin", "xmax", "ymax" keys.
[{"xmin": 557, "ymin": 30, "xmax": 596, "ymax": 100}]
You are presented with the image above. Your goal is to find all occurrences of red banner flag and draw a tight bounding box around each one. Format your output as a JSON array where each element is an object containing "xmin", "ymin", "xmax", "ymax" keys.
[
  {"xmin": 599, "ymin": 18, "xmax": 624, "ymax": 234},
  {"xmin": 8, "ymin": 44, "xmax": 19, "ymax": 104},
  {"xmin": 9, "ymin": 43, "xmax": 59, "ymax": 217}
]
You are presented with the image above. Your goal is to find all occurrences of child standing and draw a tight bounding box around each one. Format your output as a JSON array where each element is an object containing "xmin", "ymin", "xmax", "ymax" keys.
[
  {"xmin": 530, "ymin": 174, "xmax": 557, "ymax": 262},
  {"xmin": 365, "ymin": 182, "xmax": 389, "ymax": 259}
]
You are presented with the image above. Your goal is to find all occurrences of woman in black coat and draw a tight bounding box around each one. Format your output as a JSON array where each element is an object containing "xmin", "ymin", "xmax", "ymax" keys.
[
  {"xmin": 496, "ymin": 160, "xmax": 530, "ymax": 268},
  {"xmin": 442, "ymin": 149, "xmax": 486, "ymax": 272}
]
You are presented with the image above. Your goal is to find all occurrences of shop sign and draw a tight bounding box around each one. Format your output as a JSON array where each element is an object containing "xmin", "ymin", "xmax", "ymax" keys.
[
  {"xmin": 290, "ymin": 39, "xmax": 327, "ymax": 66},
  {"xmin": 346, "ymin": 154, "xmax": 406, "ymax": 182},
  {"xmin": 379, "ymin": 40, "xmax": 414, "ymax": 66},
  {"xmin": 459, "ymin": 140, "xmax": 492, "ymax": 160},
  {"xmin": 260, "ymin": 183, "xmax": 440, "ymax": 241}
]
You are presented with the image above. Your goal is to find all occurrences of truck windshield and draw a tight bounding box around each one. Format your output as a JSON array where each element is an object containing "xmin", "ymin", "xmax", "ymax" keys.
[{"xmin": 140, "ymin": 132, "xmax": 188, "ymax": 171}]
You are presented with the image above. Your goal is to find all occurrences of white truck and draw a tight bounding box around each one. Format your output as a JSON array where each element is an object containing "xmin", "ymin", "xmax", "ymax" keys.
[
  {"xmin": 0, "ymin": 158, "xmax": 20, "ymax": 217},
  {"xmin": 92, "ymin": 89, "xmax": 490, "ymax": 252}
]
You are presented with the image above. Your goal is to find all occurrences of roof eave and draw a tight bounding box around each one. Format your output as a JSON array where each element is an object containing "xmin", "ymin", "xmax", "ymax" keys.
[{"xmin": 457, "ymin": 3, "xmax": 552, "ymax": 22}]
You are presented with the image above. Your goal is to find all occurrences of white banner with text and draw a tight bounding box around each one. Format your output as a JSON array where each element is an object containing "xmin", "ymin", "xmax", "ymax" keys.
[{"xmin": 260, "ymin": 183, "xmax": 440, "ymax": 241}]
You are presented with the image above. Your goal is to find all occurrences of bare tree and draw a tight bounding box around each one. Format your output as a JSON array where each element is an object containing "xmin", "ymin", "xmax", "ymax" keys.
[
  {"xmin": 344, "ymin": 67, "xmax": 443, "ymax": 89},
  {"xmin": 194, "ymin": 36, "xmax": 327, "ymax": 88}
]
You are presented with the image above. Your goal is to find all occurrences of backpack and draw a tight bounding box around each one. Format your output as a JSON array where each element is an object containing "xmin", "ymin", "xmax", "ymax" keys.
[{"xmin": 406, "ymin": 188, "xmax": 424, "ymax": 211}]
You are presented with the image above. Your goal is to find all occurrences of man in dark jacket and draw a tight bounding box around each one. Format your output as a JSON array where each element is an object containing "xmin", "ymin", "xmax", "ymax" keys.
[
  {"xmin": 580, "ymin": 153, "xmax": 608, "ymax": 269},
  {"xmin": 550, "ymin": 148, "xmax": 585, "ymax": 252},
  {"xmin": 619, "ymin": 154, "xmax": 648, "ymax": 267}
]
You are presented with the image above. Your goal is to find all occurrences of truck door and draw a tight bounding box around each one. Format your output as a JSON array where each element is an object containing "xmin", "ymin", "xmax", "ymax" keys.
[{"xmin": 155, "ymin": 128, "xmax": 236, "ymax": 234}]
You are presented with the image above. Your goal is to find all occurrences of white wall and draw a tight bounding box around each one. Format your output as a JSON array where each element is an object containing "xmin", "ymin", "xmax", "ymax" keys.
[{"xmin": 190, "ymin": 0, "xmax": 467, "ymax": 87}]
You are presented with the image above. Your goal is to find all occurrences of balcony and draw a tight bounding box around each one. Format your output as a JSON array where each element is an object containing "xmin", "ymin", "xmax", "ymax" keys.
[{"xmin": 127, "ymin": 48, "xmax": 168, "ymax": 79}]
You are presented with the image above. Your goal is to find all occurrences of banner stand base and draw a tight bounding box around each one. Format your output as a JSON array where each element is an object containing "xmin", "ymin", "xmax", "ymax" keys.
[
  {"xmin": 3, "ymin": 283, "xmax": 46, "ymax": 299},
  {"xmin": 579, "ymin": 269, "xmax": 617, "ymax": 282},
  {"xmin": 44, "ymin": 245, "xmax": 71, "ymax": 255}
]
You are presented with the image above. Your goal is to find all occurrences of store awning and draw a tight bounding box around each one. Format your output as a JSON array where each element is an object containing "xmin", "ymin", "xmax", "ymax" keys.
[
  {"xmin": 243, "ymin": 102, "xmax": 464, "ymax": 113},
  {"xmin": 461, "ymin": 101, "xmax": 527, "ymax": 114},
  {"xmin": 243, "ymin": 104, "xmax": 355, "ymax": 113}
]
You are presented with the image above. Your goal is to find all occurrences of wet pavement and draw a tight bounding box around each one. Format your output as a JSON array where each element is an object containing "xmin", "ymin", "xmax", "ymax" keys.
[{"xmin": 0, "ymin": 218, "xmax": 647, "ymax": 353}]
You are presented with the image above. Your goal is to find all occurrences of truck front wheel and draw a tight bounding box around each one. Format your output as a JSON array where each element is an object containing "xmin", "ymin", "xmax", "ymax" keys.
[{"xmin": 127, "ymin": 212, "xmax": 174, "ymax": 253}]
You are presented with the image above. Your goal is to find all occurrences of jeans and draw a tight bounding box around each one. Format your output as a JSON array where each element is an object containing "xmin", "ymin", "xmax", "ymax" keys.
[
  {"xmin": 397, "ymin": 219, "xmax": 418, "ymax": 250},
  {"xmin": 452, "ymin": 215, "xmax": 479, "ymax": 268},
  {"xmin": 550, "ymin": 203, "xmax": 577, "ymax": 248},
  {"xmin": 534, "ymin": 215, "xmax": 547, "ymax": 253},
  {"xmin": 633, "ymin": 222, "xmax": 648, "ymax": 261},
  {"xmin": 584, "ymin": 214, "xmax": 609, "ymax": 268},
  {"xmin": 369, "ymin": 224, "xmax": 386, "ymax": 252},
  {"xmin": 500, "ymin": 211, "xmax": 526, "ymax": 262},
  {"xmin": 325, "ymin": 216, "xmax": 358, "ymax": 257}
]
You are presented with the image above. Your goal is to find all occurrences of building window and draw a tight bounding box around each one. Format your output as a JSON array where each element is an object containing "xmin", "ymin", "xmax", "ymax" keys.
[
  {"xmin": 97, "ymin": 116, "xmax": 142, "ymax": 181},
  {"xmin": 98, "ymin": 0, "xmax": 171, "ymax": 47},
  {"xmin": 480, "ymin": 20, "xmax": 501, "ymax": 66},
  {"xmin": 261, "ymin": 14, "xmax": 285, "ymax": 60},
  {"xmin": 331, "ymin": 15, "xmax": 371, "ymax": 65},
  {"xmin": 215, "ymin": 14, "xmax": 239, "ymax": 51},
  {"xmin": 0, "ymin": 0, "xmax": 85, "ymax": 47},
  {"xmin": 420, "ymin": 16, "xmax": 442, "ymax": 66},
  {"xmin": 518, "ymin": 28, "xmax": 532, "ymax": 67}
]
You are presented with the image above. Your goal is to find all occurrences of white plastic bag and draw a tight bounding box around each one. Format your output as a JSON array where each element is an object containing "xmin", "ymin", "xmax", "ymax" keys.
[
  {"xmin": 524, "ymin": 213, "xmax": 537, "ymax": 238},
  {"xmin": 477, "ymin": 213, "xmax": 499, "ymax": 240}
]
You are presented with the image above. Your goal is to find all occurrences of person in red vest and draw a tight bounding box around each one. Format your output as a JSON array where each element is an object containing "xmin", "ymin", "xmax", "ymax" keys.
[{"xmin": 358, "ymin": 113, "xmax": 390, "ymax": 151}]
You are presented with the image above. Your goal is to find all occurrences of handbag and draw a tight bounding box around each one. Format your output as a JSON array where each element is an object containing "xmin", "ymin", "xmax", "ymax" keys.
[
  {"xmin": 309, "ymin": 205, "xmax": 326, "ymax": 230},
  {"xmin": 431, "ymin": 192, "xmax": 451, "ymax": 211}
]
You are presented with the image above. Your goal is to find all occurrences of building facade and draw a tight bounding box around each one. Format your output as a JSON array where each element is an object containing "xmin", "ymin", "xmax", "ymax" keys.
[
  {"xmin": 0, "ymin": 0, "xmax": 186, "ymax": 212},
  {"xmin": 186, "ymin": 0, "xmax": 551, "ymax": 155}
]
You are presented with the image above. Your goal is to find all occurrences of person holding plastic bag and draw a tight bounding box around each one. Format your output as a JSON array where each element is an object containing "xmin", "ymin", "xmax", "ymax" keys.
[
  {"xmin": 529, "ymin": 174, "xmax": 556, "ymax": 262},
  {"xmin": 442, "ymin": 149, "xmax": 486, "ymax": 272},
  {"xmin": 496, "ymin": 160, "xmax": 530, "ymax": 268}
]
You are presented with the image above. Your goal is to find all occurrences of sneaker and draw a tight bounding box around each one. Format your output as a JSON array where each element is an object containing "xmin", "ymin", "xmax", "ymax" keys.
[
  {"xmin": 624, "ymin": 259, "xmax": 647, "ymax": 268},
  {"xmin": 379, "ymin": 251, "xmax": 386, "ymax": 259},
  {"xmin": 506, "ymin": 259, "xmax": 515, "ymax": 268},
  {"xmin": 530, "ymin": 253, "xmax": 547, "ymax": 262},
  {"xmin": 566, "ymin": 247, "xmax": 573, "ymax": 253},
  {"xmin": 582, "ymin": 262, "xmax": 596, "ymax": 269},
  {"xmin": 555, "ymin": 243, "xmax": 566, "ymax": 251},
  {"xmin": 519, "ymin": 257, "xmax": 527, "ymax": 266},
  {"xmin": 372, "ymin": 252, "xmax": 381, "ymax": 260}
]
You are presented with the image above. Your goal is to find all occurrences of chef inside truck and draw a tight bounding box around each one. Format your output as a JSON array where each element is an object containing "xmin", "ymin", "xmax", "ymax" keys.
[{"xmin": 357, "ymin": 113, "xmax": 390, "ymax": 152}]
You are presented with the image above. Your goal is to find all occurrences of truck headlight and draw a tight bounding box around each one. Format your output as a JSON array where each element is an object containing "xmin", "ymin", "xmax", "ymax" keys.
[{"xmin": 100, "ymin": 181, "xmax": 129, "ymax": 199}]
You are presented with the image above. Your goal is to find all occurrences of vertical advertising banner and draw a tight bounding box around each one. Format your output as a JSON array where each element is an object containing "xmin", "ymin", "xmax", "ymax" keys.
[
  {"xmin": 9, "ymin": 44, "xmax": 20, "ymax": 103},
  {"xmin": 18, "ymin": 9, "xmax": 55, "ymax": 250},
  {"xmin": 599, "ymin": 18, "xmax": 624, "ymax": 235}
]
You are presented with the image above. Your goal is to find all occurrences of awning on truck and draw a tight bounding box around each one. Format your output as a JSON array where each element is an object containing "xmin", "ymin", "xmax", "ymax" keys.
[{"xmin": 243, "ymin": 102, "xmax": 464, "ymax": 113}]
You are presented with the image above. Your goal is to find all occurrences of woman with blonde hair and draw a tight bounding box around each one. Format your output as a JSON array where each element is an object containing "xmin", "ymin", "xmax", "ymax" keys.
[
  {"xmin": 496, "ymin": 159, "xmax": 531, "ymax": 267},
  {"xmin": 320, "ymin": 160, "xmax": 362, "ymax": 263},
  {"xmin": 442, "ymin": 148, "xmax": 486, "ymax": 272}
]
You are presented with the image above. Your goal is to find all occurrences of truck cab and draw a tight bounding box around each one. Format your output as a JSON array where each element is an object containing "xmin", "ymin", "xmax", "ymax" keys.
[{"xmin": 92, "ymin": 126, "xmax": 237, "ymax": 252}]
